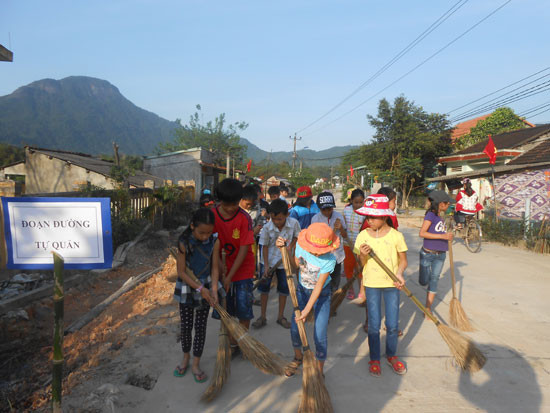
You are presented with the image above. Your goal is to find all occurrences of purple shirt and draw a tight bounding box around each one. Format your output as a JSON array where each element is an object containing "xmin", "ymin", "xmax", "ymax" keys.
[{"xmin": 423, "ymin": 211, "xmax": 448, "ymax": 252}]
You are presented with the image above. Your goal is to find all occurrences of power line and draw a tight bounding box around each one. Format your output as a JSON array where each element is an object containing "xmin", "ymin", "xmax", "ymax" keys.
[
  {"xmin": 446, "ymin": 66, "xmax": 550, "ymax": 114},
  {"xmin": 303, "ymin": 0, "xmax": 512, "ymax": 137},
  {"xmin": 450, "ymin": 81, "xmax": 550, "ymax": 122},
  {"xmin": 295, "ymin": 0, "xmax": 469, "ymax": 134},
  {"xmin": 518, "ymin": 101, "xmax": 550, "ymax": 117},
  {"xmin": 524, "ymin": 105, "xmax": 550, "ymax": 120}
]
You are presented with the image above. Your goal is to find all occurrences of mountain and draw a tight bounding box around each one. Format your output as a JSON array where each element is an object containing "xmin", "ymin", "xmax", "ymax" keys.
[
  {"xmin": 240, "ymin": 138, "xmax": 357, "ymax": 166},
  {"xmin": 0, "ymin": 76, "xmax": 357, "ymax": 164},
  {"xmin": 0, "ymin": 76, "xmax": 178, "ymax": 155}
]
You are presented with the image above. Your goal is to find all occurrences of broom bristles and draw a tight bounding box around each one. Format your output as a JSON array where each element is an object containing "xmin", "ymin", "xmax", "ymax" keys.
[
  {"xmin": 437, "ymin": 323, "xmax": 486, "ymax": 372},
  {"xmin": 201, "ymin": 323, "xmax": 231, "ymax": 402},
  {"xmin": 216, "ymin": 305, "xmax": 286, "ymax": 376},
  {"xmin": 449, "ymin": 297, "xmax": 475, "ymax": 332},
  {"xmin": 330, "ymin": 277, "xmax": 354, "ymax": 316},
  {"xmin": 299, "ymin": 351, "xmax": 333, "ymax": 413}
]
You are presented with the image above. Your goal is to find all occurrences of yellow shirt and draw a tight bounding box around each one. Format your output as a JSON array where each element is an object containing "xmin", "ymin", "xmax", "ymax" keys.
[{"xmin": 353, "ymin": 228, "xmax": 408, "ymax": 288}]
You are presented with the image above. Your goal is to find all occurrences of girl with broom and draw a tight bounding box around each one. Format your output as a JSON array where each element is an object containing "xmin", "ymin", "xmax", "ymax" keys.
[
  {"xmin": 419, "ymin": 190, "xmax": 453, "ymax": 317},
  {"xmin": 354, "ymin": 194, "xmax": 408, "ymax": 377},
  {"xmin": 342, "ymin": 188, "xmax": 365, "ymax": 300},
  {"xmin": 279, "ymin": 222, "xmax": 339, "ymax": 378},
  {"xmin": 174, "ymin": 208, "xmax": 222, "ymax": 383}
]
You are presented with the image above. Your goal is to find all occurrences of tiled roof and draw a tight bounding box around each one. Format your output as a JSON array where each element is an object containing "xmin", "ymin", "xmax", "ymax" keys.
[
  {"xmin": 27, "ymin": 147, "xmax": 164, "ymax": 187},
  {"xmin": 451, "ymin": 113, "xmax": 535, "ymax": 142},
  {"xmin": 453, "ymin": 124, "xmax": 550, "ymax": 155},
  {"xmin": 508, "ymin": 140, "xmax": 550, "ymax": 165},
  {"xmin": 451, "ymin": 114, "xmax": 491, "ymax": 141}
]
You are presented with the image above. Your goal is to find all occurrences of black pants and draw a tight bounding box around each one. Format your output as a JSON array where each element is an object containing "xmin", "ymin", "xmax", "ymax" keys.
[
  {"xmin": 330, "ymin": 263, "xmax": 342, "ymax": 294},
  {"xmin": 179, "ymin": 304, "xmax": 210, "ymax": 357}
]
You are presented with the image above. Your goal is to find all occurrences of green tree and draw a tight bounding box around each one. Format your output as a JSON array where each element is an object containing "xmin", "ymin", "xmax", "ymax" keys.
[
  {"xmin": 157, "ymin": 104, "xmax": 248, "ymax": 166},
  {"xmin": 0, "ymin": 143, "xmax": 24, "ymax": 167},
  {"xmin": 343, "ymin": 96, "xmax": 452, "ymax": 208},
  {"xmin": 454, "ymin": 107, "xmax": 528, "ymax": 151}
]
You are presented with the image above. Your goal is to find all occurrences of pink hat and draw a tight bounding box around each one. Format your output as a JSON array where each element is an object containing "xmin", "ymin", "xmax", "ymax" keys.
[{"xmin": 355, "ymin": 194, "xmax": 396, "ymax": 217}]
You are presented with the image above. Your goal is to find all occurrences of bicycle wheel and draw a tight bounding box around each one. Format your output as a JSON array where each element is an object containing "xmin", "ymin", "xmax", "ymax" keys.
[
  {"xmin": 465, "ymin": 220, "xmax": 482, "ymax": 253},
  {"xmin": 444, "ymin": 215, "xmax": 457, "ymax": 245}
]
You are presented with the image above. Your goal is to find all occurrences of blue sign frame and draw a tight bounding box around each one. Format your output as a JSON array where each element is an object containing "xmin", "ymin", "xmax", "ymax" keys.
[{"xmin": 2, "ymin": 197, "xmax": 113, "ymax": 270}]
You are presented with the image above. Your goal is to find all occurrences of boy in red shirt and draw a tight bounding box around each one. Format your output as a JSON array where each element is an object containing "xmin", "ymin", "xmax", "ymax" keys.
[{"xmin": 213, "ymin": 178, "xmax": 256, "ymax": 356}]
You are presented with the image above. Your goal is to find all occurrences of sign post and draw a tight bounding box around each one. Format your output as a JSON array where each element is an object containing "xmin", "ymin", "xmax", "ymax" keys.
[{"xmin": 1, "ymin": 197, "xmax": 112, "ymax": 411}]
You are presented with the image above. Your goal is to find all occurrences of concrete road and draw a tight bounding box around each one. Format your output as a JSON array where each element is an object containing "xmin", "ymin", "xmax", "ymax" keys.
[{"xmin": 129, "ymin": 226, "xmax": 550, "ymax": 413}]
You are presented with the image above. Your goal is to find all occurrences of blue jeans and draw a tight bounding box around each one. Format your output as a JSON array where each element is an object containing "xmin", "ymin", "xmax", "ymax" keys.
[
  {"xmin": 290, "ymin": 283, "xmax": 331, "ymax": 361},
  {"xmin": 419, "ymin": 249, "xmax": 447, "ymax": 293},
  {"xmin": 257, "ymin": 264, "xmax": 289, "ymax": 295},
  {"xmin": 226, "ymin": 279, "xmax": 254, "ymax": 321},
  {"xmin": 366, "ymin": 287, "xmax": 400, "ymax": 361}
]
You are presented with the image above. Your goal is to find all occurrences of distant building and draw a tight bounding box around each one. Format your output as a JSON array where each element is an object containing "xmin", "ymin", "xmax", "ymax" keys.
[
  {"xmin": 0, "ymin": 146, "xmax": 164, "ymax": 194},
  {"xmin": 143, "ymin": 147, "xmax": 226, "ymax": 200}
]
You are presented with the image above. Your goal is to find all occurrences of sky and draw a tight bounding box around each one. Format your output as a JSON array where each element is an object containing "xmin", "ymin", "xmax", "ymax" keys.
[{"xmin": 1, "ymin": 0, "xmax": 549, "ymax": 153}]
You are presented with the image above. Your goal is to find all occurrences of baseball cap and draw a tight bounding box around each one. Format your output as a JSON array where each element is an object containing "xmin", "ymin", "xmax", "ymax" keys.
[
  {"xmin": 296, "ymin": 186, "xmax": 313, "ymax": 198},
  {"xmin": 317, "ymin": 191, "xmax": 336, "ymax": 209},
  {"xmin": 428, "ymin": 190, "xmax": 454, "ymax": 204}
]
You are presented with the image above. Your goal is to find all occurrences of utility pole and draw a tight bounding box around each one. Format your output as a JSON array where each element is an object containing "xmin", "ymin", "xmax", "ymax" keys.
[
  {"xmin": 330, "ymin": 166, "xmax": 334, "ymax": 189},
  {"xmin": 290, "ymin": 134, "xmax": 302, "ymax": 170},
  {"xmin": 226, "ymin": 151, "xmax": 230, "ymax": 178}
]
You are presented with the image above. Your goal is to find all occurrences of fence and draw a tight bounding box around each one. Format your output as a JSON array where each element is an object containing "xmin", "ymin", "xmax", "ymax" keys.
[{"xmin": 23, "ymin": 188, "xmax": 155, "ymax": 220}]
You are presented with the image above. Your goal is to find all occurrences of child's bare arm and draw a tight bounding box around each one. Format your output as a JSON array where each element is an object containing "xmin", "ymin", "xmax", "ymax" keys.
[
  {"xmin": 419, "ymin": 220, "xmax": 453, "ymax": 240},
  {"xmin": 210, "ymin": 239, "xmax": 220, "ymax": 304},
  {"xmin": 262, "ymin": 244, "xmax": 270, "ymax": 277},
  {"xmin": 296, "ymin": 272, "xmax": 330, "ymax": 321},
  {"xmin": 394, "ymin": 251, "xmax": 408, "ymax": 289}
]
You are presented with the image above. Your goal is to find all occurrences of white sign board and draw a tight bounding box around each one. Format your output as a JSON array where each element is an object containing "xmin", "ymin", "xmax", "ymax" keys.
[{"xmin": 2, "ymin": 197, "xmax": 112, "ymax": 269}]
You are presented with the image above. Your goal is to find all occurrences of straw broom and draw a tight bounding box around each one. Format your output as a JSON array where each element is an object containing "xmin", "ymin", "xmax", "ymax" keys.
[
  {"xmin": 253, "ymin": 259, "xmax": 282, "ymax": 291},
  {"xmin": 448, "ymin": 240, "xmax": 475, "ymax": 332},
  {"xmin": 367, "ymin": 249, "xmax": 486, "ymax": 372},
  {"xmin": 201, "ymin": 249, "xmax": 231, "ymax": 402},
  {"xmin": 280, "ymin": 246, "xmax": 333, "ymax": 413},
  {"xmin": 169, "ymin": 248, "xmax": 286, "ymax": 376}
]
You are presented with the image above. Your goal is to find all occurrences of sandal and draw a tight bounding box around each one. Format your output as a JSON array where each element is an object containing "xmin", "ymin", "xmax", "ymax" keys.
[
  {"xmin": 277, "ymin": 317, "xmax": 291, "ymax": 329},
  {"xmin": 193, "ymin": 370, "xmax": 208, "ymax": 383},
  {"xmin": 387, "ymin": 356, "xmax": 407, "ymax": 375},
  {"xmin": 173, "ymin": 365, "xmax": 188, "ymax": 377},
  {"xmin": 285, "ymin": 357, "xmax": 303, "ymax": 378},
  {"xmin": 369, "ymin": 360, "xmax": 381, "ymax": 377},
  {"xmin": 252, "ymin": 316, "xmax": 267, "ymax": 329},
  {"xmin": 346, "ymin": 286, "xmax": 355, "ymax": 300}
]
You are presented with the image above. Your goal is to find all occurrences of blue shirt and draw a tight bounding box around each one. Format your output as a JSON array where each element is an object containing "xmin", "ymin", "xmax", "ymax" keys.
[
  {"xmin": 295, "ymin": 243, "xmax": 336, "ymax": 289},
  {"xmin": 289, "ymin": 201, "xmax": 321, "ymax": 229}
]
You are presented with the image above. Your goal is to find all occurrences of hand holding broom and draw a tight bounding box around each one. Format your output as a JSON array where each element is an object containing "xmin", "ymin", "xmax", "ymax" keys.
[
  {"xmin": 366, "ymin": 247, "xmax": 486, "ymax": 372},
  {"xmin": 279, "ymin": 244, "xmax": 334, "ymax": 413}
]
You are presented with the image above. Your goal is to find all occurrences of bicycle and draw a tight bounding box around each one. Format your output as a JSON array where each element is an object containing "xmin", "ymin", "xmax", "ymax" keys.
[{"xmin": 445, "ymin": 213, "xmax": 482, "ymax": 253}]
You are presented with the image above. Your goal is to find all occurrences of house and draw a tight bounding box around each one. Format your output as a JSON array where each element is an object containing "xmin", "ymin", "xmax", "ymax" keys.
[
  {"xmin": 143, "ymin": 147, "xmax": 226, "ymax": 200},
  {"xmin": 451, "ymin": 112, "xmax": 534, "ymax": 143},
  {"xmin": 0, "ymin": 146, "xmax": 165, "ymax": 194},
  {"xmin": 431, "ymin": 124, "xmax": 550, "ymax": 220}
]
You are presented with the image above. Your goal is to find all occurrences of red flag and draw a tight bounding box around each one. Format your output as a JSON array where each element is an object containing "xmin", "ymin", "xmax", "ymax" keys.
[
  {"xmin": 483, "ymin": 135, "xmax": 497, "ymax": 165},
  {"xmin": 246, "ymin": 159, "xmax": 252, "ymax": 172},
  {"xmin": 350, "ymin": 165, "xmax": 354, "ymax": 177}
]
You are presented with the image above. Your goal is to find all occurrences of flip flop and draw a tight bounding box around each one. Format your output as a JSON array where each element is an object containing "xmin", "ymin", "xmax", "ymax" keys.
[
  {"xmin": 193, "ymin": 370, "xmax": 208, "ymax": 383},
  {"xmin": 173, "ymin": 365, "xmax": 188, "ymax": 377}
]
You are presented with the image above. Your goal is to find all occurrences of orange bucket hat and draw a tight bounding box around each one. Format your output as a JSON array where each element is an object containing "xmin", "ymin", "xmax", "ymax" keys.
[{"xmin": 297, "ymin": 222, "xmax": 340, "ymax": 255}]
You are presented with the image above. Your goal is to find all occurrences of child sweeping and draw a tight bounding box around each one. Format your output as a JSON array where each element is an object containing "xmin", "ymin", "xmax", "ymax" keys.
[
  {"xmin": 354, "ymin": 194, "xmax": 408, "ymax": 377},
  {"xmin": 342, "ymin": 188, "xmax": 365, "ymax": 300},
  {"xmin": 419, "ymin": 190, "xmax": 453, "ymax": 317},
  {"xmin": 281, "ymin": 223, "xmax": 339, "ymax": 378},
  {"xmin": 174, "ymin": 208, "xmax": 222, "ymax": 383}
]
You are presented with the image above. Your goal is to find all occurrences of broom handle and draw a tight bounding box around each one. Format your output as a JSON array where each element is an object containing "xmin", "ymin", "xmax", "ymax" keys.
[
  {"xmin": 448, "ymin": 240, "xmax": 457, "ymax": 299},
  {"xmin": 367, "ymin": 250, "xmax": 440, "ymax": 325},
  {"xmin": 280, "ymin": 246, "xmax": 311, "ymax": 350}
]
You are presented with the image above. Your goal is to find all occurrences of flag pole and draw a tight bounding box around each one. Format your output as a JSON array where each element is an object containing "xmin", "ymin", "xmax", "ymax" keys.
[{"xmin": 491, "ymin": 164, "xmax": 498, "ymax": 222}]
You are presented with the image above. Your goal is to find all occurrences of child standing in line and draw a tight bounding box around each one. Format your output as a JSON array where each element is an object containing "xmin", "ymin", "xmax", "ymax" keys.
[
  {"xmin": 252, "ymin": 199, "xmax": 301, "ymax": 329},
  {"xmin": 354, "ymin": 195, "xmax": 408, "ymax": 377},
  {"xmin": 311, "ymin": 191, "xmax": 347, "ymax": 294},
  {"xmin": 342, "ymin": 189, "xmax": 366, "ymax": 300},
  {"xmin": 419, "ymin": 190, "xmax": 453, "ymax": 316},
  {"xmin": 281, "ymin": 222, "xmax": 338, "ymax": 378},
  {"xmin": 174, "ymin": 208, "xmax": 221, "ymax": 383},
  {"xmin": 212, "ymin": 178, "xmax": 256, "ymax": 357},
  {"xmin": 289, "ymin": 186, "xmax": 320, "ymax": 229}
]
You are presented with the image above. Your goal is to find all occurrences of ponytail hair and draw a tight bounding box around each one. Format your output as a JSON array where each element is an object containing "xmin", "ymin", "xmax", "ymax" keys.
[
  {"xmin": 178, "ymin": 208, "xmax": 215, "ymax": 258},
  {"xmin": 425, "ymin": 199, "xmax": 442, "ymax": 216},
  {"xmin": 464, "ymin": 182, "xmax": 474, "ymax": 197}
]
